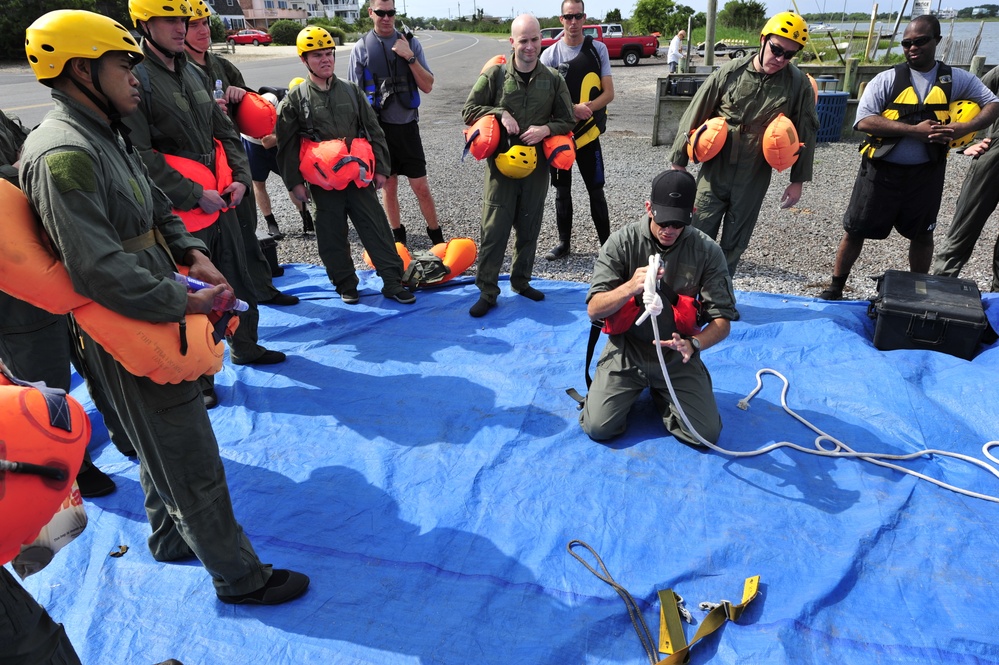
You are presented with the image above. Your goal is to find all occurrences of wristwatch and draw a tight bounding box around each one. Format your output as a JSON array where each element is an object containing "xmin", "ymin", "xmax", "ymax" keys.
[
  {"xmin": 407, "ymin": 55, "xmax": 417, "ymax": 64},
  {"xmin": 688, "ymin": 336, "xmax": 701, "ymax": 352}
]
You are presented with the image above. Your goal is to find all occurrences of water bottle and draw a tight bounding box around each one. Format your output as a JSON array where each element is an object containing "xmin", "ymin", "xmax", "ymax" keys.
[
  {"xmin": 172, "ymin": 272, "xmax": 249, "ymax": 312},
  {"xmin": 213, "ymin": 79, "xmax": 224, "ymax": 101}
]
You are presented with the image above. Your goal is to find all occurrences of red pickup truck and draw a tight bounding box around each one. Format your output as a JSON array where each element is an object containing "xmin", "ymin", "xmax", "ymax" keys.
[{"xmin": 540, "ymin": 24, "xmax": 659, "ymax": 66}]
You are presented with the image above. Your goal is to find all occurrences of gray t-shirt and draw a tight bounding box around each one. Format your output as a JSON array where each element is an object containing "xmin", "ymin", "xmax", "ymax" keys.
[
  {"xmin": 855, "ymin": 63, "xmax": 998, "ymax": 164},
  {"xmin": 540, "ymin": 37, "xmax": 612, "ymax": 77}
]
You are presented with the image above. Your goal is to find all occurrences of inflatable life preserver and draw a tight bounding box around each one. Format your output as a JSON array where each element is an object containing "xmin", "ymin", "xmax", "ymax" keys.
[
  {"xmin": 762, "ymin": 113, "xmax": 804, "ymax": 172},
  {"xmin": 948, "ymin": 99, "xmax": 981, "ymax": 148},
  {"xmin": 686, "ymin": 116, "xmax": 728, "ymax": 164},
  {"xmin": 158, "ymin": 139, "xmax": 234, "ymax": 233},
  {"xmin": 235, "ymin": 90, "xmax": 278, "ymax": 139},
  {"xmin": 0, "ymin": 179, "xmax": 235, "ymax": 385},
  {"xmin": 363, "ymin": 238, "xmax": 478, "ymax": 288},
  {"xmin": 480, "ymin": 54, "xmax": 507, "ymax": 74},
  {"xmin": 462, "ymin": 114, "xmax": 501, "ymax": 161},
  {"xmin": 0, "ymin": 364, "xmax": 90, "ymax": 566},
  {"xmin": 299, "ymin": 137, "xmax": 375, "ymax": 190},
  {"xmin": 806, "ymin": 73, "xmax": 819, "ymax": 104},
  {"xmin": 543, "ymin": 132, "xmax": 576, "ymax": 170}
]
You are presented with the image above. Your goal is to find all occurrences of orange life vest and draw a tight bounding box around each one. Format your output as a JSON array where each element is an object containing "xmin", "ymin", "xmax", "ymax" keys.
[
  {"xmin": 363, "ymin": 237, "xmax": 478, "ymax": 289},
  {"xmin": 0, "ymin": 179, "xmax": 235, "ymax": 385},
  {"xmin": 235, "ymin": 91, "xmax": 278, "ymax": 139},
  {"xmin": 299, "ymin": 137, "xmax": 376, "ymax": 190},
  {"xmin": 157, "ymin": 139, "xmax": 234, "ymax": 232}
]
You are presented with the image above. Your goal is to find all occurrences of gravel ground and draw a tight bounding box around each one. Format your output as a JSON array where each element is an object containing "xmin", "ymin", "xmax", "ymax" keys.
[{"xmin": 236, "ymin": 45, "xmax": 999, "ymax": 301}]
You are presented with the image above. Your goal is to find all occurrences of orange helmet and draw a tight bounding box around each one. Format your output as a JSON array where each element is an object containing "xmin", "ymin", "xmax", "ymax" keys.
[
  {"xmin": 234, "ymin": 91, "xmax": 278, "ymax": 139},
  {"xmin": 542, "ymin": 133, "xmax": 576, "ymax": 170},
  {"xmin": 686, "ymin": 117, "xmax": 728, "ymax": 164},
  {"xmin": 462, "ymin": 114, "xmax": 501, "ymax": 161},
  {"xmin": 762, "ymin": 113, "xmax": 804, "ymax": 172}
]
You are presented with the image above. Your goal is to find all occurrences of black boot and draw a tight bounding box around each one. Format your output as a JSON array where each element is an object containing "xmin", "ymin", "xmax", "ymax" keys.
[
  {"xmin": 393, "ymin": 224, "xmax": 407, "ymax": 246},
  {"xmin": 546, "ymin": 185, "xmax": 572, "ymax": 260},
  {"xmin": 819, "ymin": 274, "xmax": 848, "ymax": 300},
  {"xmin": 590, "ymin": 187, "xmax": 611, "ymax": 245},
  {"xmin": 545, "ymin": 239, "xmax": 570, "ymax": 261},
  {"xmin": 264, "ymin": 214, "xmax": 284, "ymax": 240},
  {"xmin": 300, "ymin": 207, "xmax": 314, "ymax": 234},
  {"xmin": 427, "ymin": 225, "xmax": 445, "ymax": 246}
]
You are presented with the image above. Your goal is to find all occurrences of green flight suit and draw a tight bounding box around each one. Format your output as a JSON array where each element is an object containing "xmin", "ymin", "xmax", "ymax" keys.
[
  {"xmin": 275, "ymin": 75, "xmax": 406, "ymax": 296},
  {"xmin": 123, "ymin": 46, "xmax": 268, "ymax": 363},
  {"xmin": 581, "ymin": 219, "xmax": 738, "ymax": 445},
  {"xmin": 462, "ymin": 60, "xmax": 575, "ymax": 303},
  {"xmin": 670, "ymin": 54, "xmax": 819, "ymax": 275},
  {"xmin": 192, "ymin": 52, "xmax": 281, "ymax": 302},
  {"xmin": 932, "ymin": 66, "xmax": 999, "ymax": 291},
  {"xmin": 20, "ymin": 91, "xmax": 272, "ymax": 597}
]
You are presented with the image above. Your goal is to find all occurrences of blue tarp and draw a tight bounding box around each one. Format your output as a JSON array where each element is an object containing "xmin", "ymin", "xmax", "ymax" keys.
[{"xmin": 16, "ymin": 264, "xmax": 999, "ymax": 664}]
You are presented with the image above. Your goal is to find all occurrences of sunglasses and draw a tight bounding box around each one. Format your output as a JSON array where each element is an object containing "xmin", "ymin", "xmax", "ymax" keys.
[
  {"xmin": 372, "ymin": 9, "xmax": 397, "ymax": 17},
  {"xmin": 900, "ymin": 35, "xmax": 933, "ymax": 49},
  {"xmin": 655, "ymin": 221, "xmax": 687, "ymax": 230},
  {"xmin": 767, "ymin": 37, "xmax": 800, "ymax": 60},
  {"xmin": 561, "ymin": 12, "xmax": 585, "ymax": 20}
]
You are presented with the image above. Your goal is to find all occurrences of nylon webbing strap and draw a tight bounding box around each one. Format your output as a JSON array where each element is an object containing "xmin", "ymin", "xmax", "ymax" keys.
[{"xmin": 656, "ymin": 575, "xmax": 760, "ymax": 665}]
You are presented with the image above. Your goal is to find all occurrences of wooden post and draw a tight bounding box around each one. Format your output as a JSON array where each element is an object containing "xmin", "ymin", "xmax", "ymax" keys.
[
  {"xmin": 970, "ymin": 55, "xmax": 986, "ymax": 79},
  {"xmin": 843, "ymin": 57, "xmax": 860, "ymax": 97}
]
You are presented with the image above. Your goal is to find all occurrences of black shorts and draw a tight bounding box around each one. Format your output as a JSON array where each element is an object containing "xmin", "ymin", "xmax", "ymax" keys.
[
  {"xmin": 380, "ymin": 119, "xmax": 428, "ymax": 179},
  {"xmin": 842, "ymin": 157, "xmax": 945, "ymax": 240},
  {"xmin": 242, "ymin": 138, "xmax": 279, "ymax": 183}
]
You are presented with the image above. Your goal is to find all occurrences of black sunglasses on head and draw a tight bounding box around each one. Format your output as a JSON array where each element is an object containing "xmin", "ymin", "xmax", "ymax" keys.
[
  {"xmin": 900, "ymin": 35, "xmax": 933, "ymax": 49},
  {"xmin": 372, "ymin": 8, "xmax": 397, "ymax": 17},
  {"xmin": 561, "ymin": 12, "xmax": 585, "ymax": 20},
  {"xmin": 766, "ymin": 37, "xmax": 800, "ymax": 60}
]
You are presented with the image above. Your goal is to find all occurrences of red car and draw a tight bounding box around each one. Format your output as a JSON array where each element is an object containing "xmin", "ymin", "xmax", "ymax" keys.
[{"xmin": 227, "ymin": 29, "xmax": 272, "ymax": 46}]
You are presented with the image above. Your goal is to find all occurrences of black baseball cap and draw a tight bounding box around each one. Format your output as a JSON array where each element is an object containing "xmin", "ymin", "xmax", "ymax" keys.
[{"xmin": 649, "ymin": 170, "xmax": 696, "ymax": 226}]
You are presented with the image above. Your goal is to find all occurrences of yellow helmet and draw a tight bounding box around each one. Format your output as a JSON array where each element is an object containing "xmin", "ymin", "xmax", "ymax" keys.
[
  {"xmin": 948, "ymin": 100, "xmax": 981, "ymax": 148},
  {"xmin": 494, "ymin": 144, "xmax": 537, "ymax": 179},
  {"xmin": 25, "ymin": 10, "xmax": 144, "ymax": 86},
  {"xmin": 297, "ymin": 26, "xmax": 336, "ymax": 57},
  {"xmin": 761, "ymin": 11, "xmax": 809, "ymax": 47},
  {"xmin": 188, "ymin": 0, "xmax": 212, "ymax": 19},
  {"xmin": 289, "ymin": 76, "xmax": 306, "ymax": 89},
  {"xmin": 129, "ymin": 0, "xmax": 193, "ymax": 26}
]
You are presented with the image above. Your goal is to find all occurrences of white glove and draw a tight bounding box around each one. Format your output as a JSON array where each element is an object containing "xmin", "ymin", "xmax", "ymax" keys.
[{"xmin": 642, "ymin": 290, "xmax": 663, "ymax": 317}]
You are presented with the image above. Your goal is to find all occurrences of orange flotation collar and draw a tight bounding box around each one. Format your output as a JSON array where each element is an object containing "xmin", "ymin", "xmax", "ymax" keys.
[
  {"xmin": 363, "ymin": 237, "xmax": 478, "ymax": 289},
  {"xmin": 299, "ymin": 137, "xmax": 376, "ymax": 190},
  {"xmin": 686, "ymin": 116, "xmax": 728, "ymax": 164},
  {"xmin": 762, "ymin": 113, "xmax": 804, "ymax": 172},
  {"xmin": 543, "ymin": 132, "xmax": 576, "ymax": 170},
  {"xmin": 158, "ymin": 139, "xmax": 234, "ymax": 232},
  {"xmin": 0, "ymin": 362, "xmax": 90, "ymax": 566},
  {"xmin": 235, "ymin": 91, "xmax": 278, "ymax": 139},
  {"xmin": 0, "ymin": 179, "xmax": 236, "ymax": 385},
  {"xmin": 480, "ymin": 54, "xmax": 507, "ymax": 74},
  {"xmin": 462, "ymin": 114, "xmax": 501, "ymax": 162}
]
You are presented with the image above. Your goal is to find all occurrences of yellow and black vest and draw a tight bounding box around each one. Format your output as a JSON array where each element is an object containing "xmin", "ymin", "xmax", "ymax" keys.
[
  {"xmin": 860, "ymin": 62, "xmax": 952, "ymax": 161},
  {"xmin": 558, "ymin": 36, "xmax": 607, "ymax": 150}
]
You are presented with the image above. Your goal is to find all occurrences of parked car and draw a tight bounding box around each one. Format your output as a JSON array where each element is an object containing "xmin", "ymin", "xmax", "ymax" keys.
[
  {"xmin": 541, "ymin": 24, "xmax": 658, "ymax": 66},
  {"xmin": 541, "ymin": 27, "xmax": 564, "ymax": 40},
  {"xmin": 227, "ymin": 29, "xmax": 272, "ymax": 46},
  {"xmin": 694, "ymin": 41, "xmax": 750, "ymax": 58},
  {"xmin": 600, "ymin": 23, "xmax": 623, "ymax": 37}
]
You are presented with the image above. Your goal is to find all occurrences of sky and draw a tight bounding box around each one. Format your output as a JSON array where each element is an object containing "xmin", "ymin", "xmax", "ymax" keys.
[{"xmin": 401, "ymin": 0, "xmax": 965, "ymax": 21}]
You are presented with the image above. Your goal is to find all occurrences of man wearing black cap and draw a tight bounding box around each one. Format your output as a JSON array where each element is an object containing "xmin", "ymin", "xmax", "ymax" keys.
[{"xmin": 580, "ymin": 170, "xmax": 737, "ymax": 445}]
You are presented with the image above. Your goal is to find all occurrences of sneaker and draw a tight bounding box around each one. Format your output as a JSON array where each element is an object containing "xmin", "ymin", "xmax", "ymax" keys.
[
  {"xmin": 217, "ymin": 569, "xmax": 310, "ymax": 606},
  {"xmin": 76, "ymin": 465, "xmax": 116, "ymax": 498},
  {"xmin": 385, "ymin": 288, "xmax": 416, "ymax": 304},
  {"xmin": 545, "ymin": 240, "xmax": 569, "ymax": 261},
  {"xmin": 260, "ymin": 292, "xmax": 299, "ymax": 306},
  {"xmin": 392, "ymin": 224, "xmax": 407, "ymax": 246},
  {"xmin": 232, "ymin": 349, "xmax": 287, "ymax": 366},
  {"xmin": 340, "ymin": 289, "xmax": 360, "ymax": 305}
]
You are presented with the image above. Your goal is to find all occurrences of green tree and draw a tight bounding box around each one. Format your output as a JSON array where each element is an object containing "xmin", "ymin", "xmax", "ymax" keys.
[
  {"xmin": 604, "ymin": 8, "xmax": 622, "ymax": 22},
  {"xmin": 210, "ymin": 15, "xmax": 226, "ymax": 42},
  {"xmin": 717, "ymin": 0, "xmax": 767, "ymax": 32},
  {"xmin": 1, "ymin": 0, "xmax": 94, "ymax": 60},
  {"xmin": 631, "ymin": 0, "xmax": 694, "ymax": 36},
  {"xmin": 269, "ymin": 19, "xmax": 305, "ymax": 46}
]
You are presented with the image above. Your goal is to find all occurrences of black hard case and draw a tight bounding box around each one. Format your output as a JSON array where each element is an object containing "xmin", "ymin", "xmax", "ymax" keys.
[{"xmin": 868, "ymin": 270, "xmax": 986, "ymax": 360}]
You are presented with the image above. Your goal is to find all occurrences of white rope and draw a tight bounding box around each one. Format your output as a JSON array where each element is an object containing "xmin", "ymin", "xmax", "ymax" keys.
[{"xmin": 640, "ymin": 255, "xmax": 999, "ymax": 504}]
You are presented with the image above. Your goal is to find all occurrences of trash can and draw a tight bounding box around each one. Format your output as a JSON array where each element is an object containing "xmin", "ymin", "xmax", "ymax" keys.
[{"xmin": 816, "ymin": 91, "xmax": 850, "ymax": 142}]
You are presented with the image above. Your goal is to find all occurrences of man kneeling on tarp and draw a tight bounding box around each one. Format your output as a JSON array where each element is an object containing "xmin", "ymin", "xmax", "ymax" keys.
[{"xmin": 580, "ymin": 170, "xmax": 738, "ymax": 445}]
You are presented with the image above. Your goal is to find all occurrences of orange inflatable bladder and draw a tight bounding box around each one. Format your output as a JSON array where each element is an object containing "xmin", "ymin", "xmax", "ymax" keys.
[
  {"xmin": 0, "ymin": 180, "xmax": 232, "ymax": 385},
  {"xmin": 762, "ymin": 113, "xmax": 804, "ymax": 172},
  {"xmin": 364, "ymin": 238, "xmax": 477, "ymax": 288},
  {"xmin": 543, "ymin": 133, "xmax": 576, "ymax": 170},
  {"xmin": 686, "ymin": 117, "xmax": 728, "ymax": 164},
  {"xmin": 235, "ymin": 91, "xmax": 278, "ymax": 139},
  {"xmin": 480, "ymin": 54, "xmax": 507, "ymax": 74},
  {"xmin": 0, "ymin": 364, "xmax": 90, "ymax": 566}
]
